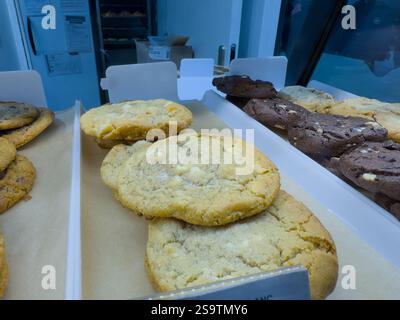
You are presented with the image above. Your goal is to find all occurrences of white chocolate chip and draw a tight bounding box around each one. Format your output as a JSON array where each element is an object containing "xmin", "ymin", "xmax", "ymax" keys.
[
  {"xmin": 274, "ymin": 124, "xmax": 285, "ymax": 130},
  {"xmin": 365, "ymin": 121, "xmax": 380, "ymax": 128},
  {"xmin": 362, "ymin": 173, "xmax": 377, "ymax": 181}
]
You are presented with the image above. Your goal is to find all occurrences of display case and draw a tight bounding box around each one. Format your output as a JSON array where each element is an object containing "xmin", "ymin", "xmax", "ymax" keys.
[{"xmin": 0, "ymin": 0, "xmax": 399, "ymax": 304}]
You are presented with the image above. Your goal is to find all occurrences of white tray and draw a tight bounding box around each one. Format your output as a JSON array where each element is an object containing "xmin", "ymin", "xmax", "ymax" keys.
[{"xmin": 73, "ymin": 60, "xmax": 400, "ymax": 300}]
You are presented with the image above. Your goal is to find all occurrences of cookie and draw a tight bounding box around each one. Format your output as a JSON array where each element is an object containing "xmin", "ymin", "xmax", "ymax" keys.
[
  {"xmin": 145, "ymin": 191, "xmax": 338, "ymax": 300},
  {"xmin": 323, "ymin": 97, "xmax": 385, "ymax": 119},
  {"xmin": 339, "ymin": 141, "xmax": 400, "ymax": 201},
  {"xmin": 277, "ymin": 86, "xmax": 335, "ymax": 112},
  {"xmin": 0, "ymin": 102, "xmax": 39, "ymax": 130},
  {"xmin": 80, "ymin": 99, "xmax": 193, "ymax": 141},
  {"xmin": 101, "ymin": 141, "xmax": 151, "ymax": 190},
  {"xmin": 288, "ymin": 113, "xmax": 387, "ymax": 160},
  {"xmin": 117, "ymin": 133, "xmax": 280, "ymax": 226},
  {"xmin": 226, "ymin": 96, "xmax": 251, "ymax": 109},
  {"xmin": 374, "ymin": 194, "xmax": 400, "ymax": 220},
  {"xmin": 324, "ymin": 98, "xmax": 400, "ymax": 143},
  {"xmin": 0, "ymin": 155, "xmax": 36, "ymax": 214},
  {"xmin": 243, "ymin": 98, "xmax": 310, "ymax": 131},
  {"xmin": 1, "ymin": 108, "xmax": 55, "ymax": 149},
  {"xmin": 96, "ymin": 138, "xmax": 130, "ymax": 150},
  {"xmin": 374, "ymin": 111, "xmax": 400, "ymax": 143},
  {"xmin": 0, "ymin": 233, "xmax": 8, "ymax": 298},
  {"xmin": 213, "ymin": 75, "xmax": 277, "ymax": 99},
  {"xmin": 0, "ymin": 137, "xmax": 16, "ymax": 172}
]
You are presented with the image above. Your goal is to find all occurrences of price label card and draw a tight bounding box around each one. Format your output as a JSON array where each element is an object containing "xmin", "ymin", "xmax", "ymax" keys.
[{"xmin": 143, "ymin": 266, "xmax": 311, "ymax": 300}]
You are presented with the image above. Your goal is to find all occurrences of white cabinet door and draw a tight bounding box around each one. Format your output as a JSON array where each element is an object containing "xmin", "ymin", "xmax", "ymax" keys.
[{"xmin": 157, "ymin": 0, "xmax": 243, "ymax": 66}]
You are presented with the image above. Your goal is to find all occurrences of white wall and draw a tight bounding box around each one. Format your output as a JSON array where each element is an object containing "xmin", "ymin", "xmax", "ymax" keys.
[
  {"xmin": 239, "ymin": 0, "xmax": 281, "ymax": 58},
  {"xmin": 157, "ymin": 0, "xmax": 243, "ymax": 65}
]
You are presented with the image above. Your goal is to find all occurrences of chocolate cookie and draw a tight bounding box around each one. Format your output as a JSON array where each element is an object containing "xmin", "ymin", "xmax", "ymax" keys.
[
  {"xmin": 243, "ymin": 98, "xmax": 310, "ymax": 131},
  {"xmin": 213, "ymin": 75, "xmax": 277, "ymax": 99},
  {"xmin": 288, "ymin": 113, "xmax": 388, "ymax": 160},
  {"xmin": 339, "ymin": 141, "xmax": 400, "ymax": 201},
  {"xmin": 226, "ymin": 96, "xmax": 250, "ymax": 109},
  {"xmin": 371, "ymin": 193, "xmax": 400, "ymax": 220}
]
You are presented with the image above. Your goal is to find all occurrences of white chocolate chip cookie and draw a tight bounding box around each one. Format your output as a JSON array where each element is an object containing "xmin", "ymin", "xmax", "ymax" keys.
[
  {"xmin": 145, "ymin": 191, "xmax": 338, "ymax": 300},
  {"xmin": 117, "ymin": 133, "xmax": 280, "ymax": 226},
  {"xmin": 80, "ymin": 99, "xmax": 193, "ymax": 141}
]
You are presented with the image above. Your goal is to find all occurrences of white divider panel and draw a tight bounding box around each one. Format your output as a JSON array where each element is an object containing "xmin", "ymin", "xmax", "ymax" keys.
[
  {"xmin": 0, "ymin": 70, "xmax": 47, "ymax": 107},
  {"xmin": 101, "ymin": 62, "xmax": 179, "ymax": 103},
  {"xmin": 178, "ymin": 58, "xmax": 215, "ymax": 100},
  {"xmin": 65, "ymin": 101, "xmax": 82, "ymax": 300},
  {"xmin": 180, "ymin": 58, "xmax": 214, "ymax": 77},
  {"xmin": 229, "ymin": 57, "xmax": 288, "ymax": 90}
]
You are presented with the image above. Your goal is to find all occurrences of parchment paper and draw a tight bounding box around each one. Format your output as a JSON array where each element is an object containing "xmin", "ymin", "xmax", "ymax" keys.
[
  {"xmin": 82, "ymin": 102, "xmax": 400, "ymax": 300},
  {"xmin": 0, "ymin": 107, "xmax": 74, "ymax": 299}
]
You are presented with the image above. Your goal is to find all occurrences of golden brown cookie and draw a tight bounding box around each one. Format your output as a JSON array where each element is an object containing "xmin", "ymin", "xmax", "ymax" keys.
[
  {"xmin": 1, "ymin": 108, "xmax": 55, "ymax": 149},
  {"xmin": 96, "ymin": 138, "xmax": 129, "ymax": 150},
  {"xmin": 277, "ymin": 86, "xmax": 335, "ymax": 112},
  {"xmin": 0, "ymin": 155, "xmax": 36, "ymax": 214},
  {"xmin": 146, "ymin": 191, "xmax": 338, "ymax": 300},
  {"xmin": 323, "ymin": 97, "xmax": 384, "ymax": 119},
  {"xmin": 325, "ymin": 98, "xmax": 400, "ymax": 143},
  {"xmin": 0, "ymin": 233, "xmax": 8, "ymax": 298},
  {"xmin": 0, "ymin": 102, "xmax": 39, "ymax": 130},
  {"xmin": 101, "ymin": 141, "xmax": 152, "ymax": 190},
  {"xmin": 0, "ymin": 137, "xmax": 16, "ymax": 172},
  {"xmin": 117, "ymin": 133, "xmax": 280, "ymax": 226},
  {"xmin": 374, "ymin": 112, "xmax": 400, "ymax": 143},
  {"xmin": 80, "ymin": 99, "xmax": 193, "ymax": 141}
]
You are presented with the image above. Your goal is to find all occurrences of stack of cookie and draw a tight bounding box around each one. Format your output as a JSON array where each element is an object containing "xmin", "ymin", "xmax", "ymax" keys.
[
  {"xmin": 0, "ymin": 161, "xmax": 32, "ymax": 309},
  {"xmin": 80, "ymin": 99, "xmax": 193, "ymax": 149},
  {"xmin": 0, "ymin": 138, "xmax": 36, "ymax": 215},
  {"xmin": 0, "ymin": 102, "xmax": 55, "ymax": 149},
  {"xmin": 0, "ymin": 102, "xmax": 53, "ymax": 298},
  {"xmin": 91, "ymin": 110, "xmax": 339, "ymax": 299},
  {"xmin": 242, "ymin": 85, "xmax": 400, "ymax": 219},
  {"xmin": 213, "ymin": 75, "xmax": 278, "ymax": 108},
  {"xmin": 0, "ymin": 102, "xmax": 44, "ymax": 215}
]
